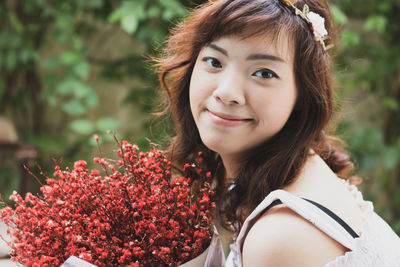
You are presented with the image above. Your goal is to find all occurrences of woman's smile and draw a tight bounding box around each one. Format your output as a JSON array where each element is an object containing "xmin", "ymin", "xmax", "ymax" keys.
[{"xmin": 207, "ymin": 110, "xmax": 253, "ymax": 127}]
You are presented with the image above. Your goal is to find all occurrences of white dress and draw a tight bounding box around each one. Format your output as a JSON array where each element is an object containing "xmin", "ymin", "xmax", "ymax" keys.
[{"xmin": 206, "ymin": 181, "xmax": 400, "ymax": 267}]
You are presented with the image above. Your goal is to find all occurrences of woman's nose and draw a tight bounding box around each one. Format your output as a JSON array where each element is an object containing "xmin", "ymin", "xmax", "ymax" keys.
[{"xmin": 212, "ymin": 70, "xmax": 246, "ymax": 106}]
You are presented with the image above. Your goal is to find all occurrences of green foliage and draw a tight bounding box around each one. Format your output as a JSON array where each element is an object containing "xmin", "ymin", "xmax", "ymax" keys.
[
  {"xmin": 0, "ymin": 0, "xmax": 188, "ymax": 201},
  {"xmin": 333, "ymin": 0, "xmax": 400, "ymax": 233},
  {"xmin": 0, "ymin": 155, "xmax": 21, "ymax": 201},
  {"xmin": 364, "ymin": 15, "xmax": 387, "ymax": 34},
  {"xmin": 108, "ymin": 0, "xmax": 187, "ymax": 41},
  {"xmin": 70, "ymin": 119, "xmax": 96, "ymax": 135},
  {"xmin": 330, "ymin": 4, "xmax": 348, "ymax": 25}
]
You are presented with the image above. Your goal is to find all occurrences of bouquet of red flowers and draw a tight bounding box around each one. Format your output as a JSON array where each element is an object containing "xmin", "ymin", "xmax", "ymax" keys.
[{"xmin": 0, "ymin": 138, "xmax": 215, "ymax": 266}]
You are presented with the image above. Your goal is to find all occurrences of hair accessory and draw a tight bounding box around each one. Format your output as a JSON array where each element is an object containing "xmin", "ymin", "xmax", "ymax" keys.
[{"xmin": 280, "ymin": 0, "xmax": 333, "ymax": 50}]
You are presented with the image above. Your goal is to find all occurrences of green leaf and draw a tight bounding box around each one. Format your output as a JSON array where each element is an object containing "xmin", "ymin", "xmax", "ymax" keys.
[
  {"xmin": 360, "ymin": 153, "xmax": 379, "ymax": 172},
  {"xmin": 84, "ymin": 89, "xmax": 99, "ymax": 108},
  {"xmin": 53, "ymin": 31, "xmax": 73, "ymax": 44},
  {"xmin": 136, "ymin": 25, "xmax": 166, "ymax": 43},
  {"xmin": 104, "ymin": 134, "xmax": 114, "ymax": 142},
  {"xmin": 60, "ymin": 51, "xmax": 80, "ymax": 64},
  {"xmin": 27, "ymin": 23, "xmax": 41, "ymax": 34},
  {"xmin": 108, "ymin": 9, "xmax": 123, "ymax": 22},
  {"xmin": 8, "ymin": 32, "xmax": 22, "ymax": 48},
  {"xmin": 27, "ymin": 133, "xmax": 68, "ymax": 154},
  {"xmin": 121, "ymin": 14, "xmax": 139, "ymax": 34},
  {"xmin": 57, "ymin": 79, "xmax": 97, "ymax": 114},
  {"xmin": 56, "ymin": 79, "xmax": 91, "ymax": 98},
  {"xmin": 341, "ymin": 30, "xmax": 360, "ymax": 47},
  {"xmin": 42, "ymin": 91, "xmax": 57, "ymax": 106},
  {"xmin": 123, "ymin": 0, "xmax": 147, "ymax": 20},
  {"xmin": 70, "ymin": 119, "xmax": 95, "ymax": 135},
  {"xmin": 86, "ymin": 0, "xmax": 103, "ymax": 8},
  {"xmin": 114, "ymin": 0, "xmax": 147, "ymax": 34},
  {"xmin": 147, "ymin": 6, "xmax": 161, "ymax": 18},
  {"xmin": 6, "ymin": 50, "xmax": 17, "ymax": 70},
  {"xmin": 42, "ymin": 56, "xmax": 61, "ymax": 69},
  {"xmin": 42, "ymin": 6, "xmax": 57, "ymax": 17},
  {"xmin": 158, "ymin": 0, "xmax": 187, "ymax": 20},
  {"xmin": 55, "ymin": 14, "xmax": 75, "ymax": 30},
  {"xmin": 43, "ymin": 74, "xmax": 59, "ymax": 88},
  {"xmin": 381, "ymin": 96, "xmax": 399, "ymax": 111},
  {"xmin": 162, "ymin": 10, "xmax": 175, "ymax": 21},
  {"xmin": 158, "ymin": 0, "xmax": 178, "ymax": 9},
  {"xmin": 364, "ymin": 15, "xmax": 386, "ymax": 34},
  {"xmin": 9, "ymin": 12, "xmax": 24, "ymax": 32},
  {"xmin": 96, "ymin": 117, "xmax": 120, "ymax": 132},
  {"xmin": 383, "ymin": 146, "xmax": 400, "ymax": 171},
  {"xmin": 72, "ymin": 37, "xmax": 83, "ymax": 50},
  {"xmin": 330, "ymin": 5, "xmax": 348, "ymax": 25},
  {"xmin": 20, "ymin": 49, "xmax": 34, "ymax": 63},
  {"xmin": 73, "ymin": 61, "xmax": 90, "ymax": 79},
  {"xmin": 378, "ymin": 2, "xmax": 391, "ymax": 12},
  {"xmin": 56, "ymin": 79, "xmax": 79, "ymax": 95},
  {"xmin": 75, "ymin": 84, "xmax": 92, "ymax": 99},
  {"xmin": 62, "ymin": 99, "xmax": 87, "ymax": 115}
]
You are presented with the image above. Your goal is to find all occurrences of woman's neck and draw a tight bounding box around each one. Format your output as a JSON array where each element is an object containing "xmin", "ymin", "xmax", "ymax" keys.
[
  {"xmin": 283, "ymin": 154, "xmax": 339, "ymax": 194},
  {"xmin": 220, "ymin": 154, "xmax": 242, "ymax": 183}
]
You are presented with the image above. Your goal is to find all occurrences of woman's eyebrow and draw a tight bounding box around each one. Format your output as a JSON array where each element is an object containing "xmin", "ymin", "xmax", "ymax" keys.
[
  {"xmin": 207, "ymin": 44, "xmax": 285, "ymax": 63},
  {"xmin": 208, "ymin": 44, "xmax": 228, "ymax": 56},
  {"xmin": 246, "ymin": 54, "xmax": 285, "ymax": 63}
]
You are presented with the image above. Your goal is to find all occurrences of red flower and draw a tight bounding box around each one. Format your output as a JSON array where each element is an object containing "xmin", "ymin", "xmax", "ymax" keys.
[{"xmin": 0, "ymin": 140, "xmax": 215, "ymax": 266}]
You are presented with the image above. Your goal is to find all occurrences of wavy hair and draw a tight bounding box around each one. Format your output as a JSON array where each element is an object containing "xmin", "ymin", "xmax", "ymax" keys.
[{"xmin": 155, "ymin": 0, "xmax": 354, "ymax": 232}]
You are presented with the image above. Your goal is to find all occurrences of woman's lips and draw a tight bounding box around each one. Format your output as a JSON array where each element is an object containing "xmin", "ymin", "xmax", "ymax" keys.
[{"xmin": 207, "ymin": 110, "xmax": 252, "ymax": 127}]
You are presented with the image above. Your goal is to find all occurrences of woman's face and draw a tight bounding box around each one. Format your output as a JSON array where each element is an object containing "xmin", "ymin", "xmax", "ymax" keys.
[{"xmin": 189, "ymin": 33, "xmax": 297, "ymax": 172}]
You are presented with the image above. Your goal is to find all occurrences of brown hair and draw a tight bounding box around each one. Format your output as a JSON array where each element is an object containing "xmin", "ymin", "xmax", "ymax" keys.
[{"xmin": 155, "ymin": 0, "xmax": 354, "ymax": 232}]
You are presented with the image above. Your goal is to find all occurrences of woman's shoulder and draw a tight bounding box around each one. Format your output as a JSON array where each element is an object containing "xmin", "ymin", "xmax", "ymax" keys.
[
  {"xmin": 283, "ymin": 155, "xmax": 363, "ymax": 235},
  {"xmin": 242, "ymin": 204, "xmax": 348, "ymax": 267},
  {"xmin": 241, "ymin": 155, "xmax": 364, "ymax": 266}
]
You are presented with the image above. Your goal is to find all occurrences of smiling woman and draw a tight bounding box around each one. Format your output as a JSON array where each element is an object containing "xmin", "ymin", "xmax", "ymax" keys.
[
  {"xmin": 155, "ymin": 0, "xmax": 400, "ymax": 266},
  {"xmin": 189, "ymin": 35, "xmax": 297, "ymax": 177}
]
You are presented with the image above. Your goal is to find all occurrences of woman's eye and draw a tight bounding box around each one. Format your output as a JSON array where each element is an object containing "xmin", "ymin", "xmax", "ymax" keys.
[
  {"xmin": 202, "ymin": 57, "xmax": 222, "ymax": 68},
  {"xmin": 252, "ymin": 69, "xmax": 278, "ymax": 79}
]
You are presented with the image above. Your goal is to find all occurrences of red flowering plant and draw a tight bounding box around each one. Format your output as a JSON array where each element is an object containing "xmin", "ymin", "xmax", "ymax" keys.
[{"xmin": 0, "ymin": 136, "xmax": 216, "ymax": 266}]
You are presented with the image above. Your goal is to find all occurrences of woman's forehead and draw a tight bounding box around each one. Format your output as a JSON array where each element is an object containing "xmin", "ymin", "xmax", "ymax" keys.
[{"xmin": 208, "ymin": 31, "xmax": 294, "ymax": 63}]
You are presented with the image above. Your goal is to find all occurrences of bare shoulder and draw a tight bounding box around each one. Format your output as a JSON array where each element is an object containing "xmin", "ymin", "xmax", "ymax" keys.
[{"xmin": 242, "ymin": 206, "xmax": 348, "ymax": 267}]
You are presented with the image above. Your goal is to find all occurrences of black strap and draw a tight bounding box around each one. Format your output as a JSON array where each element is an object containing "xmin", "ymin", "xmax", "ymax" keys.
[
  {"xmin": 265, "ymin": 198, "xmax": 359, "ymax": 238},
  {"xmin": 302, "ymin": 198, "xmax": 359, "ymax": 238}
]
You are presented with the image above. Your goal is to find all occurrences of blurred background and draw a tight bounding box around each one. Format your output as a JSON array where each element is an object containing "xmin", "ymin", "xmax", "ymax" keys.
[{"xmin": 0, "ymin": 0, "xmax": 399, "ymax": 236}]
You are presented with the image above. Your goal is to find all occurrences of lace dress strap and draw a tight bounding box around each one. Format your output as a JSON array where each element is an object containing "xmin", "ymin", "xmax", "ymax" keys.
[{"xmin": 234, "ymin": 189, "xmax": 358, "ymax": 264}]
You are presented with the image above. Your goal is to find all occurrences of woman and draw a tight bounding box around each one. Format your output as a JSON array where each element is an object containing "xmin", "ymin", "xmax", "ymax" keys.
[{"xmin": 156, "ymin": 0, "xmax": 400, "ymax": 266}]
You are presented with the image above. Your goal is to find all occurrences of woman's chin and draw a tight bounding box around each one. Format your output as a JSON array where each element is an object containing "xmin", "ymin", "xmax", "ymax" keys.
[{"xmin": 201, "ymin": 139, "xmax": 239, "ymax": 159}]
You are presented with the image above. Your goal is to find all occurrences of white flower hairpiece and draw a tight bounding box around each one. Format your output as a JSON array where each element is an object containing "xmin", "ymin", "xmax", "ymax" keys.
[
  {"xmin": 307, "ymin": 11, "xmax": 328, "ymax": 38},
  {"xmin": 280, "ymin": 0, "xmax": 333, "ymax": 51}
]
